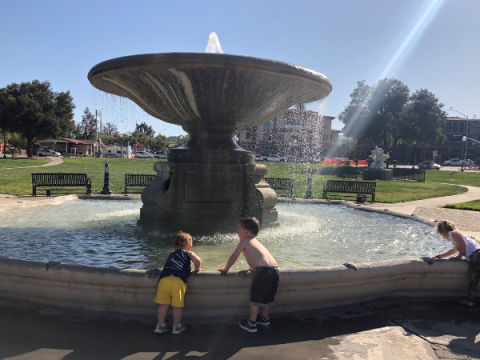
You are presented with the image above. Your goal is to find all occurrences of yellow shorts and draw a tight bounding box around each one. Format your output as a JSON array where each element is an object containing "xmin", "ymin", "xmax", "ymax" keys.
[{"xmin": 154, "ymin": 276, "xmax": 187, "ymax": 307}]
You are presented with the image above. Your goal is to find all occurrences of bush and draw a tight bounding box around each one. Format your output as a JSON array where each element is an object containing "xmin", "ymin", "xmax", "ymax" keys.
[
  {"xmin": 77, "ymin": 151, "xmax": 84, "ymax": 157},
  {"xmin": 346, "ymin": 160, "xmax": 351, "ymax": 166},
  {"xmin": 10, "ymin": 149, "xmax": 19, "ymax": 157}
]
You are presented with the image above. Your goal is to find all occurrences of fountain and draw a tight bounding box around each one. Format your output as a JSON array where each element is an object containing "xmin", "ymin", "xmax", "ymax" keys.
[{"xmin": 88, "ymin": 53, "xmax": 332, "ymax": 230}]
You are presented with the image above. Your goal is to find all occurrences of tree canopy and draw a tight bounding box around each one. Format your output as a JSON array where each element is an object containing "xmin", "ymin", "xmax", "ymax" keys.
[
  {"xmin": 338, "ymin": 78, "xmax": 446, "ymax": 149},
  {"xmin": 0, "ymin": 80, "xmax": 75, "ymax": 157}
]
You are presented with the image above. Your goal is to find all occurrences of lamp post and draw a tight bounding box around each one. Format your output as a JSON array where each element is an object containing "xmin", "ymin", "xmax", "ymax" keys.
[
  {"xmin": 2, "ymin": 130, "xmax": 6, "ymax": 159},
  {"xmin": 412, "ymin": 141, "xmax": 417, "ymax": 169},
  {"xmin": 101, "ymin": 161, "xmax": 112, "ymax": 195},
  {"xmin": 462, "ymin": 136, "xmax": 467, "ymax": 171},
  {"xmin": 447, "ymin": 108, "xmax": 469, "ymax": 172}
]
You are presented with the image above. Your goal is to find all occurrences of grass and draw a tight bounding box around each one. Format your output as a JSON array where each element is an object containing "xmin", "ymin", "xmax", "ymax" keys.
[
  {"xmin": 444, "ymin": 200, "xmax": 480, "ymax": 211},
  {"xmin": 0, "ymin": 158, "xmax": 50, "ymax": 169},
  {"xmin": 0, "ymin": 158, "xmax": 469, "ymax": 202},
  {"xmin": 425, "ymin": 169, "xmax": 480, "ymax": 187},
  {"xmin": 261, "ymin": 163, "xmax": 467, "ymax": 203}
]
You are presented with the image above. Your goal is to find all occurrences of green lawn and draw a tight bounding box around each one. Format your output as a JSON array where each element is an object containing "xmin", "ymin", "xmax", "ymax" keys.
[
  {"xmin": 0, "ymin": 158, "xmax": 469, "ymax": 202},
  {"xmin": 262, "ymin": 163, "xmax": 467, "ymax": 203},
  {"xmin": 425, "ymin": 169, "xmax": 480, "ymax": 187},
  {"xmin": 444, "ymin": 200, "xmax": 480, "ymax": 211},
  {"xmin": 0, "ymin": 158, "xmax": 50, "ymax": 169},
  {"xmin": 0, "ymin": 158, "xmax": 160, "ymax": 195}
]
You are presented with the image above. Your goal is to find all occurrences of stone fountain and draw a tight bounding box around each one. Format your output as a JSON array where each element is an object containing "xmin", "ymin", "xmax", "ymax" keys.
[{"xmin": 88, "ymin": 53, "xmax": 332, "ymax": 231}]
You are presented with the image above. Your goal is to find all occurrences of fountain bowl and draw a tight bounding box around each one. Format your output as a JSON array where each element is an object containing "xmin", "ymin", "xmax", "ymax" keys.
[{"xmin": 88, "ymin": 53, "xmax": 332, "ymax": 136}]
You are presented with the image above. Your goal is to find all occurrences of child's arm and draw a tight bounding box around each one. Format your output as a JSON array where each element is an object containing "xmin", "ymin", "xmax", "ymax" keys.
[
  {"xmin": 189, "ymin": 252, "xmax": 204, "ymax": 272},
  {"xmin": 435, "ymin": 247, "xmax": 458, "ymax": 259},
  {"xmin": 217, "ymin": 241, "xmax": 245, "ymax": 273}
]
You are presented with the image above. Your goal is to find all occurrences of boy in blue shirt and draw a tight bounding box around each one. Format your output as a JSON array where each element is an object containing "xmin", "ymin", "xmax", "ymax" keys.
[{"xmin": 154, "ymin": 231, "xmax": 202, "ymax": 334}]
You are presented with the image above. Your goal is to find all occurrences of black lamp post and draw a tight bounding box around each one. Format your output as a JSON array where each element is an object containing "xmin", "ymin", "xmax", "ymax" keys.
[
  {"xmin": 411, "ymin": 141, "xmax": 417, "ymax": 169},
  {"xmin": 2, "ymin": 130, "xmax": 6, "ymax": 159},
  {"xmin": 101, "ymin": 161, "xmax": 112, "ymax": 195}
]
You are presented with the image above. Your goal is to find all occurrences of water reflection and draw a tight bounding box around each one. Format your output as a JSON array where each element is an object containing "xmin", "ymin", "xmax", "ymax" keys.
[{"xmin": 0, "ymin": 200, "xmax": 450, "ymax": 270}]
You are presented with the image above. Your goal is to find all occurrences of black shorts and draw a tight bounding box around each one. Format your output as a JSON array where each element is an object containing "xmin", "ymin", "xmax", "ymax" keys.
[{"xmin": 250, "ymin": 266, "xmax": 280, "ymax": 307}]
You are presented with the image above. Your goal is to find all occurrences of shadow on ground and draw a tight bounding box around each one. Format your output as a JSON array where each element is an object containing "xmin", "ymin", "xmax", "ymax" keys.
[{"xmin": 1, "ymin": 297, "xmax": 480, "ymax": 359}]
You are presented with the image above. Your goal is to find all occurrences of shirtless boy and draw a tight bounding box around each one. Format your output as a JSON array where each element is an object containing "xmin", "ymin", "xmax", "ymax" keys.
[{"xmin": 218, "ymin": 217, "xmax": 279, "ymax": 333}]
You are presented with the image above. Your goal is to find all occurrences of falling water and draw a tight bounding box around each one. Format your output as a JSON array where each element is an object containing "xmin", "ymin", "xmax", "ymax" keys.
[{"xmin": 205, "ymin": 32, "xmax": 223, "ymax": 54}]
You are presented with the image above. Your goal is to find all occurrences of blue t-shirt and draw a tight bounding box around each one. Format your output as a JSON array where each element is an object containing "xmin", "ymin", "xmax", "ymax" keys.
[{"xmin": 159, "ymin": 249, "xmax": 191, "ymax": 285}]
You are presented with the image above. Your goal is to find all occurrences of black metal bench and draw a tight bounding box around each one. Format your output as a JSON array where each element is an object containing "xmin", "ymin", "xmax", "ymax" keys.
[
  {"xmin": 125, "ymin": 174, "xmax": 156, "ymax": 195},
  {"xmin": 32, "ymin": 173, "xmax": 91, "ymax": 196},
  {"xmin": 265, "ymin": 177, "xmax": 294, "ymax": 198},
  {"xmin": 322, "ymin": 180, "xmax": 376, "ymax": 203}
]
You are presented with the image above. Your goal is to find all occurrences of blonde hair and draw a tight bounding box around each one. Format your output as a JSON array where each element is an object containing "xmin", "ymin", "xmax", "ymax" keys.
[
  {"xmin": 174, "ymin": 231, "xmax": 193, "ymax": 249},
  {"xmin": 435, "ymin": 220, "xmax": 459, "ymax": 236}
]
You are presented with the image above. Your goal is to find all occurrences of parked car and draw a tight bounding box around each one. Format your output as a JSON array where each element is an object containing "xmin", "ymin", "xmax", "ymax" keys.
[
  {"xmin": 105, "ymin": 149, "xmax": 128, "ymax": 158},
  {"xmin": 263, "ymin": 154, "xmax": 286, "ymax": 162},
  {"xmin": 135, "ymin": 151, "xmax": 154, "ymax": 158},
  {"xmin": 254, "ymin": 154, "xmax": 263, "ymax": 162},
  {"xmin": 37, "ymin": 149, "xmax": 61, "ymax": 157},
  {"xmin": 154, "ymin": 151, "xmax": 167, "ymax": 159},
  {"xmin": 418, "ymin": 160, "xmax": 441, "ymax": 170},
  {"xmin": 442, "ymin": 158, "xmax": 474, "ymax": 167},
  {"xmin": 442, "ymin": 158, "xmax": 463, "ymax": 166}
]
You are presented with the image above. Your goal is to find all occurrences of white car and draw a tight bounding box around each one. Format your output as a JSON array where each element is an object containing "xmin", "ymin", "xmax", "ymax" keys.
[
  {"xmin": 254, "ymin": 155, "xmax": 263, "ymax": 162},
  {"xmin": 418, "ymin": 160, "xmax": 441, "ymax": 170},
  {"xmin": 442, "ymin": 158, "xmax": 473, "ymax": 167},
  {"xmin": 442, "ymin": 158, "xmax": 462, "ymax": 166},
  {"xmin": 37, "ymin": 149, "xmax": 61, "ymax": 157},
  {"xmin": 154, "ymin": 152, "xmax": 167, "ymax": 159},
  {"xmin": 135, "ymin": 151, "xmax": 154, "ymax": 158},
  {"xmin": 263, "ymin": 154, "xmax": 286, "ymax": 162}
]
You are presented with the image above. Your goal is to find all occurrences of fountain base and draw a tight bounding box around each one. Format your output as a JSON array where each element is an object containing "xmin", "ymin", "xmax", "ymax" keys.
[{"xmin": 140, "ymin": 159, "xmax": 278, "ymax": 232}]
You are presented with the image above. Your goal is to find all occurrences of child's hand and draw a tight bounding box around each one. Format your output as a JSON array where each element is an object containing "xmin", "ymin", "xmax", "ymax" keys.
[
  {"xmin": 193, "ymin": 268, "xmax": 205, "ymax": 272},
  {"xmin": 217, "ymin": 268, "xmax": 228, "ymax": 273},
  {"xmin": 434, "ymin": 255, "xmax": 442, "ymax": 259}
]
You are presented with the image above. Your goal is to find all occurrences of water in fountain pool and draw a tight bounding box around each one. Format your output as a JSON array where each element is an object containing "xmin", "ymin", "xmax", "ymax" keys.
[{"xmin": 0, "ymin": 200, "xmax": 451, "ymax": 270}]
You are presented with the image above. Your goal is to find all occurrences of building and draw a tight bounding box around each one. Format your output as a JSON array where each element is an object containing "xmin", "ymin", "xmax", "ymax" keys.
[
  {"xmin": 435, "ymin": 117, "xmax": 480, "ymax": 164},
  {"xmin": 349, "ymin": 117, "xmax": 480, "ymax": 165},
  {"xmin": 238, "ymin": 108, "xmax": 340, "ymax": 158},
  {"xmin": 35, "ymin": 138, "xmax": 106, "ymax": 156}
]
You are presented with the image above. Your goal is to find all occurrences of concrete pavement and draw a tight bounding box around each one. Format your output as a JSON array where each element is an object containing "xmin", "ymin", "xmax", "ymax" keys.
[{"xmin": 0, "ymin": 296, "xmax": 479, "ymax": 359}]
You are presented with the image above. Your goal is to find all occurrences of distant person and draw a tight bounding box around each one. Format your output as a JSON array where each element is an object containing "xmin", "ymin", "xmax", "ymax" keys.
[
  {"xmin": 435, "ymin": 220, "xmax": 480, "ymax": 307},
  {"xmin": 218, "ymin": 217, "xmax": 279, "ymax": 333},
  {"xmin": 154, "ymin": 231, "xmax": 203, "ymax": 334}
]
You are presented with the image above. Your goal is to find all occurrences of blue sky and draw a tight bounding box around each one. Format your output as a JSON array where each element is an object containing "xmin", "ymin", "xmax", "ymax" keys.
[{"xmin": 1, "ymin": 0, "xmax": 478, "ymax": 137}]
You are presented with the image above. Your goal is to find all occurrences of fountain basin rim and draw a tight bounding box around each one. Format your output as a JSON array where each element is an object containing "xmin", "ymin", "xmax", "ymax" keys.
[{"xmin": 88, "ymin": 52, "xmax": 332, "ymax": 91}]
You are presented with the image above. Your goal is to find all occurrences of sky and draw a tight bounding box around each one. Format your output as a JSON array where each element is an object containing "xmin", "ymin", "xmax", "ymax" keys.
[{"xmin": 1, "ymin": 0, "xmax": 479, "ymax": 137}]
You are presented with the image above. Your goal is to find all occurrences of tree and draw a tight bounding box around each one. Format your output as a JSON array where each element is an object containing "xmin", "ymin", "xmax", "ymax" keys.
[
  {"xmin": 0, "ymin": 80, "xmax": 75, "ymax": 157},
  {"xmin": 102, "ymin": 122, "xmax": 118, "ymax": 136},
  {"xmin": 147, "ymin": 134, "xmax": 169, "ymax": 152},
  {"xmin": 135, "ymin": 122, "xmax": 155, "ymax": 137},
  {"xmin": 79, "ymin": 107, "xmax": 97, "ymax": 140},
  {"xmin": 338, "ymin": 78, "xmax": 446, "ymax": 150}
]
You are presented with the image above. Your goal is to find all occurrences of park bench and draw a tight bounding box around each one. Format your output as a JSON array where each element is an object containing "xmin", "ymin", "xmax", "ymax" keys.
[
  {"xmin": 32, "ymin": 173, "xmax": 91, "ymax": 196},
  {"xmin": 125, "ymin": 174, "xmax": 156, "ymax": 195},
  {"xmin": 322, "ymin": 180, "xmax": 376, "ymax": 203},
  {"xmin": 265, "ymin": 177, "xmax": 294, "ymax": 198}
]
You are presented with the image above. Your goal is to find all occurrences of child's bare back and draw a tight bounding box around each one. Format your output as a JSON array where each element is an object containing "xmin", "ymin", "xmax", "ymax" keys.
[{"xmin": 241, "ymin": 237, "xmax": 277, "ymax": 270}]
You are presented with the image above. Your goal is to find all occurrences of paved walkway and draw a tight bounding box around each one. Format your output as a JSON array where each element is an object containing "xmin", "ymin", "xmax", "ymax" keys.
[
  {"xmin": 1, "ymin": 155, "xmax": 64, "ymax": 170},
  {"xmin": 0, "ymin": 296, "xmax": 478, "ymax": 360},
  {"xmin": 364, "ymin": 185, "xmax": 480, "ymax": 238}
]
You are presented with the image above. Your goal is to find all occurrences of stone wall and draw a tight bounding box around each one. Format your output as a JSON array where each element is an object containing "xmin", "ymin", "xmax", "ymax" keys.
[{"xmin": 0, "ymin": 256, "xmax": 470, "ymax": 316}]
